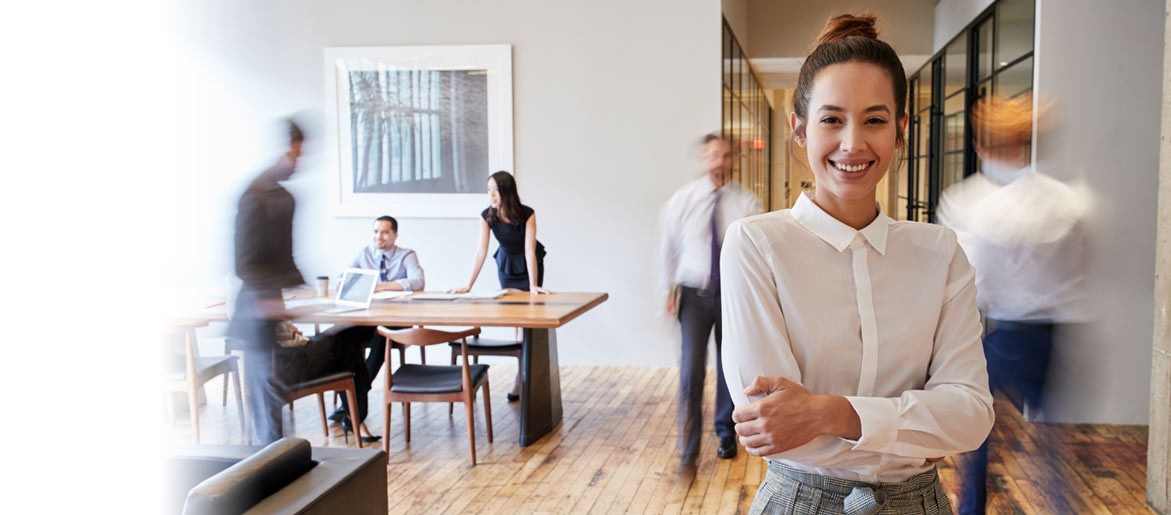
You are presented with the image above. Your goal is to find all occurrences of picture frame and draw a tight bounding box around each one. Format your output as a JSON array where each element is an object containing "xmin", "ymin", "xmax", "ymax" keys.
[{"xmin": 323, "ymin": 44, "xmax": 513, "ymax": 218}]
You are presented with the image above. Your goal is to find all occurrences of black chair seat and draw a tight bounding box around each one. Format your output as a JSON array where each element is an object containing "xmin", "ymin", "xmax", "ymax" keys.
[
  {"xmin": 448, "ymin": 338, "xmax": 523, "ymax": 353},
  {"xmin": 390, "ymin": 364, "xmax": 489, "ymax": 394},
  {"xmin": 288, "ymin": 371, "xmax": 354, "ymax": 392},
  {"xmin": 166, "ymin": 355, "xmax": 238, "ymax": 382}
]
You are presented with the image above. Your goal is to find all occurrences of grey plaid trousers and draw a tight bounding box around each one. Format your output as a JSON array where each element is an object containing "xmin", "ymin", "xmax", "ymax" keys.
[{"xmin": 747, "ymin": 461, "xmax": 953, "ymax": 515}]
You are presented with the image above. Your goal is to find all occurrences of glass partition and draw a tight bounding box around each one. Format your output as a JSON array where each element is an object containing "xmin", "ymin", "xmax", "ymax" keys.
[
  {"xmin": 901, "ymin": 0, "xmax": 1034, "ymax": 222},
  {"xmin": 722, "ymin": 18, "xmax": 772, "ymax": 208}
]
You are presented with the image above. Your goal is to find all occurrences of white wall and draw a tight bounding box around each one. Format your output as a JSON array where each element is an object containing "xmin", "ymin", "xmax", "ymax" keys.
[
  {"xmin": 1030, "ymin": 0, "xmax": 1164, "ymax": 424},
  {"xmin": 173, "ymin": 0, "xmax": 722, "ymax": 367},
  {"xmin": 933, "ymin": 0, "xmax": 994, "ymax": 53}
]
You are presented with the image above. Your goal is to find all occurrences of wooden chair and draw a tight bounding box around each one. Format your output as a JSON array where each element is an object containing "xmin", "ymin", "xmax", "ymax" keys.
[
  {"xmin": 448, "ymin": 334, "xmax": 523, "ymax": 411},
  {"xmin": 218, "ymin": 280, "xmax": 369, "ymax": 446},
  {"xmin": 378, "ymin": 326, "xmax": 493, "ymax": 465},
  {"xmin": 165, "ymin": 328, "xmax": 244, "ymax": 444},
  {"xmin": 228, "ymin": 334, "xmax": 375, "ymax": 448},
  {"xmin": 281, "ymin": 371, "xmax": 372, "ymax": 448}
]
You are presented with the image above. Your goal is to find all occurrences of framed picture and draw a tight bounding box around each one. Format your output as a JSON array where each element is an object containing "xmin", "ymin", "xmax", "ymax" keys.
[{"xmin": 323, "ymin": 44, "xmax": 513, "ymax": 218}]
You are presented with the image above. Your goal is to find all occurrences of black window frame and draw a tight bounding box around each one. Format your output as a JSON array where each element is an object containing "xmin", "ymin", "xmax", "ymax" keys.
[
  {"xmin": 722, "ymin": 17, "xmax": 773, "ymax": 210},
  {"xmin": 903, "ymin": 0, "xmax": 1035, "ymax": 223}
]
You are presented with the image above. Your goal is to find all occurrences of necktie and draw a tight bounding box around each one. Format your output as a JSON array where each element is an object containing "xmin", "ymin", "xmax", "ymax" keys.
[
  {"xmin": 709, "ymin": 190, "xmax": 720, "ymax": 291},
  {"xmin": 379, "ymin": 253, "xmax": 389, "ymax": 282}
]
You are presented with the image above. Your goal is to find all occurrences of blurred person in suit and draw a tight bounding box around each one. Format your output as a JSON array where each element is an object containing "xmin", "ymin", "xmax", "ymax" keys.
[
  {"xmin": 659, "ymin": 134, "xmax": 763, "ymax": 468},
  {"xmin": 229, "ymin": 119, "xmax": 376, "ymax": 444},
  {"xmin": 938, "ymin": 94, "xmax": 1087, "ymax": 514}
]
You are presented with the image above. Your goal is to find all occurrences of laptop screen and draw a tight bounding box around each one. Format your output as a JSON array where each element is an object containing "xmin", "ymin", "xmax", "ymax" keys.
[{"xmin": 337, "ymin": 271, "xmax": 376, "ymax": 303}]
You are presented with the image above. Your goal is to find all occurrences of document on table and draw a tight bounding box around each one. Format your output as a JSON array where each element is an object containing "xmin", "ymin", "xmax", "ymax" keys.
[
  {"xmin": 458, "ymin": 289, "xmax": 509, "ymax": 299},
  {"xmin": 409, "ymin": 293, "xmax": 458, "ymax": 300},
  {"xmin": 411, "ymin": 289, "xmax": 509, "ymax": 301},
  {"xmin": 372, "ymin": 291, "xmax": 414, "ymax": 300}
]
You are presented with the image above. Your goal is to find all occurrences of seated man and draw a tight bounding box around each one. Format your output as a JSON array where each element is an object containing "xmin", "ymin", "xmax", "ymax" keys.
[
  {"xmin": 329, "ymin": 215, "xmax": 425, "ymax": 421},
  {"xmin": 351, "ymin": 215, "xmax": 424, "ymax": 292}
]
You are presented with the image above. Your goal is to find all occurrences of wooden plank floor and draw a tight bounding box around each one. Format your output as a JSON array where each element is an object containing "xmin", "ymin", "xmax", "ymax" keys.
[{"xmin": 166, "ymin": 364, "xmax": 1153, "ymax": 514}]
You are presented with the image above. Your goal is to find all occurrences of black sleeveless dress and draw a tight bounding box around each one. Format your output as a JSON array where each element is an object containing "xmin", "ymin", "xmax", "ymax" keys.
[{"xmin": 483, "ymin": 205, "xmax": 546, "ymax": 290}]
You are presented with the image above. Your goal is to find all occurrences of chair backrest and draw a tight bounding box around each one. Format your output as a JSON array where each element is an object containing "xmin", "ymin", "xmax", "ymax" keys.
[
  {"xmin": 377, "ymin": 327, "xmax": 480, "ymax": 347},
  {"xmin": 378, "ymin": 327, "xmax": 483, "ymax": 393}
]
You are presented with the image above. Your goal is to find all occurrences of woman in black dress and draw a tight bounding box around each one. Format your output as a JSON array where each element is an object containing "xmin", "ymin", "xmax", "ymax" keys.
[
  {"xmin": 451, "ymin": 170, "xmax": 551, "ymax": 294},
  {"xmin": 450, "ymin": 171, "xmax": 551, "ymax": 400}
]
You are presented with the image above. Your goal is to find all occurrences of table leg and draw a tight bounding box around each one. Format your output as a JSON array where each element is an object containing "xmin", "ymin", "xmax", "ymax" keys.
[{"xmin": 519, "ymin": 328, "xmax": 562, "ymax": 446}]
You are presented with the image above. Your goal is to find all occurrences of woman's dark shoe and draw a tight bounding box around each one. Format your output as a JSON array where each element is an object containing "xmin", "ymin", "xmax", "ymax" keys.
[
  {"xmin": 506, "ymin": 392, "xmax": 520, "ymax": 402},
  {"xmin": 328, "ymin": 408, "xmax": 346, "ymax": 423},
  {"xmin": 341, "ymin": 416, "xmax": 382, "ymax": 443}
]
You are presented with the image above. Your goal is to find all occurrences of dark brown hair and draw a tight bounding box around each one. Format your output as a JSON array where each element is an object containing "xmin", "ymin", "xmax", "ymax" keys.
[
  {"xmin": 287, "ymin": 118, "xmax": 305, "ymax": 143},
  {"xmin": 375, "ymin": 215, "xmax": 398, "ymax": 232},
  {"xmin": 699, "ymin": 133, "xmax": 726, "ymax": 146},
  {"xmin": 485, "ymin": 170, "xmax": 524, "ymax": 225},
  {"xmin": 793, "ymin": 14, "xmax": 907, "ymax": 143}
]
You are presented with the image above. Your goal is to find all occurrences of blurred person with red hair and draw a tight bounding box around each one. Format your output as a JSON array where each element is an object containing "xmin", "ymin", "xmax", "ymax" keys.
[{"xmin": 938, "ymin": 94, "xmax": 1088, "ymax": 514}]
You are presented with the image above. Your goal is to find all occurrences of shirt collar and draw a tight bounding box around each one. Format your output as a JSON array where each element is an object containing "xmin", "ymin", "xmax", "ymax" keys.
[
  {"xmin": 373, "ymin": 245, "xmax": 397, "ymax": 258},
  {"xmin": 980, "ymin": 160, "xmax": 1031, "ymax": 186},
  {"xmin": 692, "ymin": 175, "xmax": 729, "ymax": 195},
  {"xmin": 791, "ymin": 192, "xmax": 892, "ymax": 255}
]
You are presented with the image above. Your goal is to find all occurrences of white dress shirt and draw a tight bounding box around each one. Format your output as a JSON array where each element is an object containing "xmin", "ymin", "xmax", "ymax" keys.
[
  {"xmin": 660, "ymin": 175, "xmax": 764, "ymax": 291},
  {"xmin": 937, "ymin": 164, "xmax": 1087, "ymax": 322},
  {"xmin": 720, "ymin": 192, "xmax": 994, "ymax": 483}
]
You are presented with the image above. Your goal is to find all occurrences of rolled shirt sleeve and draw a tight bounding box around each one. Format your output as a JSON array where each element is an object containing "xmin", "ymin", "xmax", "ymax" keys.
[
  {"xmin": 396, "ymin": 250, "xmax": 425, "ymax": 291},
  {"xmin": 844, "ymin": 241, "xmax": 994, "ymax": 458},
  {"xmin": 720, "ymin": 219, "xmax": 804, "ymax": 409}
]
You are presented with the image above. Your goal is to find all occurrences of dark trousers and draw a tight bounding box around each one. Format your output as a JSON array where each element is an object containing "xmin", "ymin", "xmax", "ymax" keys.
[
  {"xmin": 959, "ymin": 321, "xmax": 1054, "ymax": 515},
  {"xmin": 353, "ymin": 325, "xmax": 409, "ymax": 385},
  {"xmin": 280, "ymin": 325, "xmax": 372, "ymax": 415},
  {"xmin": 243, "ymin": 325, "xmax": 373, "ymax": 445},
  {"xmin": 678, "ymin": 286, "xmax": 735, "ymax": 462}
]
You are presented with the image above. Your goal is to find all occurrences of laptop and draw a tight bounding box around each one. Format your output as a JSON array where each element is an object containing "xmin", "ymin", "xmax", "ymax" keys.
[{"xmin": 286, "ymin": 268, "xmax": 378, "ymax": 313}]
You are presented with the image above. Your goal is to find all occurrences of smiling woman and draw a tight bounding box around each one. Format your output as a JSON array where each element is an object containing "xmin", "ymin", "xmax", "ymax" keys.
[
  {"xmin": 790, "ymin": 15, "xmax": 909, "ymax": 230},
  {"xmin": 720, "ymin": 14, "xmax": 993, "ymax": 515}
]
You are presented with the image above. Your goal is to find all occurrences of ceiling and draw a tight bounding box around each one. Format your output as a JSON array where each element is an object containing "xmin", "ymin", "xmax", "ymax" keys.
[
  {"xmin": 750, "ymin": 55, "xmax": 934, "ymax": 90},
  {"xmin": 729, "ymin": 0, "xmax": 938, "ymax": 89}
]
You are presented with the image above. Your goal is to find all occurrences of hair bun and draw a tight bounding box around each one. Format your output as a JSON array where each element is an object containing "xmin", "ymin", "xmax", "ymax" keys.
[{"xmin": 816, "ymin": 14, "xmax": 878, "ymax": 46}]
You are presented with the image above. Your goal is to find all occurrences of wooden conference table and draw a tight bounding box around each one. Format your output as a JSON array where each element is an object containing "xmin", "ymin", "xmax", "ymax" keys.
[{"xmin": 188, "ymin": 290, "xmax": 608, "ymax": 446}]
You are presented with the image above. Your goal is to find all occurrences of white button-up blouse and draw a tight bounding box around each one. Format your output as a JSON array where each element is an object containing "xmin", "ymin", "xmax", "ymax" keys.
[{"xmin": 720, "ymin": 192, "xmax": 994, "ymax": 483}]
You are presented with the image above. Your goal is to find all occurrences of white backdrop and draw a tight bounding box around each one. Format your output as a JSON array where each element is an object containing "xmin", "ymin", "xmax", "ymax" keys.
[{"xmin": 171, "ymin": 0, "xmax": 723, "ymax": 367}]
